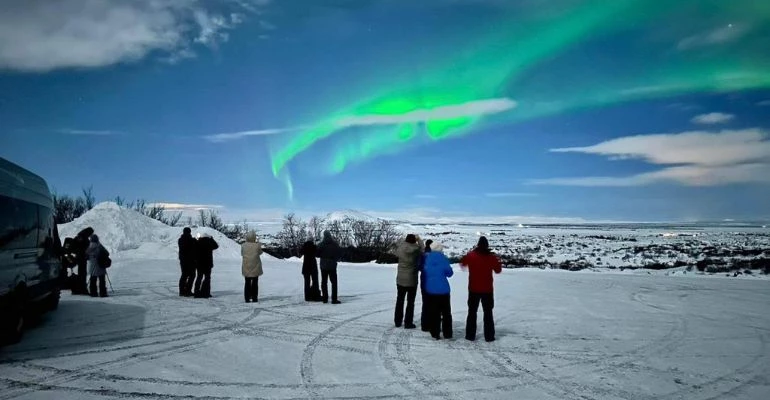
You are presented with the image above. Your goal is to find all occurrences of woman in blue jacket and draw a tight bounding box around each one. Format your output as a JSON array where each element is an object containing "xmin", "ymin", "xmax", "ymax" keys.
[{"xmin": 420, "ymin": 242, "xmax": 454, "ymax": 340}]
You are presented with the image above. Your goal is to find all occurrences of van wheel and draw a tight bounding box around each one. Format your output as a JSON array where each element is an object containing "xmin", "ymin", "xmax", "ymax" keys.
[{"xmin": 1, "ymin": 295, "xmax": 25, "ymax": 345}]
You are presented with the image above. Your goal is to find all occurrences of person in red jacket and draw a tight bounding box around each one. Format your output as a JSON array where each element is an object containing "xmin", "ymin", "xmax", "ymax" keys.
[{"xmin": 460, "ymin": 236, "xmax": 502, "ymax": 342}]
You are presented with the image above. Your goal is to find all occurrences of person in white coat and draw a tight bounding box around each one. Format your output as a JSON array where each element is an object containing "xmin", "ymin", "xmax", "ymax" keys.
[{"xmin": 241, "ymin": 231, "xmax": 264, "ymax": 303}]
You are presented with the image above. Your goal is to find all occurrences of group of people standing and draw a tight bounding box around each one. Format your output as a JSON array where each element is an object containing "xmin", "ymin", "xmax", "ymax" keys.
[
  {"xmin": 175, "ymin": 227, "xmax": 501, "ymax": 343},
  {"xmin": 177, "ymin": 227, "xmax": 220, "ymax": 298},
  {"xmin": 62, "ymin": 227, "xmax": 111, "ymax": 298},
  {"xmin": 395, "ymin": 234, "xmax": 502, "ymax": 342},
  {"xmin": 178, "ymin": 228, "xmax": 343, "ymax": 304}
]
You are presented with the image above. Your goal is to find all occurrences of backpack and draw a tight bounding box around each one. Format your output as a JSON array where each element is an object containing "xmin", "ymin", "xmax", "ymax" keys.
[{"xmin": 98, "ymin": 246, "xmax": 112, "ymax": 268}]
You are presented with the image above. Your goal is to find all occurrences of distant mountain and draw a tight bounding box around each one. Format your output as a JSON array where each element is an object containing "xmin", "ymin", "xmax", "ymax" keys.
[{"xmin": 325, "ymin": 209, "xmax": 384, "ymax": 222}]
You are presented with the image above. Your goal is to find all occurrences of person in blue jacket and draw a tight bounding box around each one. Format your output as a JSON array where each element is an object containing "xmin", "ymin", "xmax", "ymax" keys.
[{"xmin": 420, "ymin": 241, "xmax": 454, "ymax": 340}]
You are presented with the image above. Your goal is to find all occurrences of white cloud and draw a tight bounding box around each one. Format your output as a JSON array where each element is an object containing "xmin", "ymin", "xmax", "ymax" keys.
[
  {"xmin": 203, "ymin": 127, "xmax": 302, "ymax": 143},
  {"xmin": 217, "ymin": 206, "xmax": 598, "ymax": 226},
  {"xmin": 530, "ymin": 164, "xmax": 770, "ymax": 187},
  {"xmin": 205, "ymin": 98, "xmax": 517, "ymax": 143},
  {"xmin": 536, "ymin": 129, "xmax": 770, "ymax": 187},
  {"xmin": 148, "ymin": 202, "xmax": 223, "ymax": 211},
  {"xmin": 551, "ymin": 129, "xmax": 769, "ymax": 167},
  {"xmin": 485, "ymin": 192, "xmax": 537, "ymax": 198},
  {"xmin": 358, "ymin": 209, "xmax": 592, "ymax": 225},
  {"xmin": 677, "ymin": 24, "xmax": 750, "ymax": 50},
  {"xmin": 335, "ymin": 98, "xmax": 517, "ymax": 127},
  {"xmin": 691, "ymin": 112, "xmax": 735, "ymax": 125},
  {"xmin": 414, "ymin": 195, "xmax": 437, "ymax": 199},
  {"xmin": 758, "ymin": 100, "xmax": 770, "ymax": 107},
  {"xmin": 58, "ymin": 129, "xmax": 120, "ymax": 136},
  {"xmin": 0, "ymin": 0, "xmax": 270, "ymax": 72}
]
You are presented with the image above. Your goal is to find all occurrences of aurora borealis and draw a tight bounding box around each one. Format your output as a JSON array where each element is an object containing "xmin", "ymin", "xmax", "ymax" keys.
[
  {"xmin": 3, "ymin": 0, "xmax": 770, "ymax": 221},
  {"xmin": 268, "ymin": 0, "xmax": 770, "ymax": 198}
]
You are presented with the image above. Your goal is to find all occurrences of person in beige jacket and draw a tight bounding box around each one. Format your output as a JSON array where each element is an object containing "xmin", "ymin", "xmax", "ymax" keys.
[
  {"xmin": 394, "ymin": 233, "xmax": 424, "ymax": 329},
  {"xmin": 241, "ymin": 231, "xmax": 263, "ymax": 303}
]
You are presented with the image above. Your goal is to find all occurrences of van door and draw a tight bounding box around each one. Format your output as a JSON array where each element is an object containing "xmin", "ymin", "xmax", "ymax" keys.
[{"xmin": 0, "ymin": 195, "xmax": 40, "ymax": 298}]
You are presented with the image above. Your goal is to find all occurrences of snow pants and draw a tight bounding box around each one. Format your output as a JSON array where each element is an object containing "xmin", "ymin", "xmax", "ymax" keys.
[
  {"xmin": 466, "ymin": 292, "xmax": 495, "ymax": 342},
  {"xmin": 395, "ymin": 285, "xmax": 417, "ymax": 327},
  {"xmin": 426, "ymin": 293, "xmax": 452, "ymax": 339}
]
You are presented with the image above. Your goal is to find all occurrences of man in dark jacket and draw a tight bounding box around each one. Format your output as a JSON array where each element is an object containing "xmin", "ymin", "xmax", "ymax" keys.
[
  {"xmin": 317, "ymin": 230, "xmax": 342, "ymax": 304},
  {"xmin": 193, "ymin": 232, "xmax": 219, "ymax": 298},
  {"xmin": 301, "ymin": 240, "xmax": 321, "ymax": 302},
  {"xmin": 177, "ymin": 227, "xmax": 197, "ymax": 297},
  {"xmin": 72, "ymin": 227, "xmax": 94, "ymax": 295}
]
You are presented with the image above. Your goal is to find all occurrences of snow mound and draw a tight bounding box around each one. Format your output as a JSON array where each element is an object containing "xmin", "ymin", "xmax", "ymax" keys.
[{"xmin": 58, "ymin": 202, "xmax": 244, "ymax": 261}]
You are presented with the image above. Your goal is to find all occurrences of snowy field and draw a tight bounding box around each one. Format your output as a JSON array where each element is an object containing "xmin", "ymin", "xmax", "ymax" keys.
[
  {"xmin": 1, "ymin": 257, "xmax": 769, "ymax": 400},
  {"xmin": 2, "ymin": 204, "xmax": 768, "ymax": 399}
]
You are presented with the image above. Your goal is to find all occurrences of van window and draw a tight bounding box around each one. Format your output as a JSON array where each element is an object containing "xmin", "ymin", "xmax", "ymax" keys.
[{"xmin": 0, "ymin": 195, "xmax": 39, "ymax": 250}]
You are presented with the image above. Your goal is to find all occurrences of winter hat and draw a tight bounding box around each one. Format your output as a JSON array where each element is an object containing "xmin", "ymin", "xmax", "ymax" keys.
[
  {"xmin": 246, "ymin": 231, "xmax": 257, "ymax": 242},
  {"xmin": 89, "ymin": 234, "xmax": 99, "ymax": 243},
  {"xmin": 405, "ymin": 234, "xmax": 417, "ymax": 244},
  {"xmin": 183, "ymin": 227, "xmax": 191, "ymax": 235},
  {"xmin": 430, "ymin": 241, "xmax": 444, "ymax": 253}
]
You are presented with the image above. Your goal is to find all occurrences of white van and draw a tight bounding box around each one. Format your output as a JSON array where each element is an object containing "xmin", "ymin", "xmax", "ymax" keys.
[{"xmin": 0, "ymin": 157, "xmax": 62, "ymax": 344}]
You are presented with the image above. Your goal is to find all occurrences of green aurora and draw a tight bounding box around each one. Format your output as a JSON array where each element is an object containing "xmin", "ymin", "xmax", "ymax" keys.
[{"xmin": 269, "ymin": 0, "xmax": 770, "ymax": 198}]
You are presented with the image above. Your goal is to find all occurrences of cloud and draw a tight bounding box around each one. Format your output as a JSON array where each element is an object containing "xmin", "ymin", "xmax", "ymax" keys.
[
  {"xmin": 58, "ymin": 129, "xmax": 120, "ymax": 136},
  {"xmin": 148, "ymin": 202, "xmax": 223, "ymax": 211},
  {"xmin": 414, "ymin": 194, "xmax": 437, "ymax": 199},
  {"xmin": 334, "ymin": 98, "xmax": 517, "ymax": 127},
  {"xmin": 203, "ymin": 127, "xmax": 302, "ymax": 143},
  {"xmin": 758, "ymin": 100, "xmax": 770, "ymax": 107},
  {"xmin": 206, "ymin": 98, "xmax": 517, "ymax": 143},
  {"xmin": 691, "ymin": 112, "xmax": 734, "ymax": 125},
  {"xmin": 530, "ymin": 164, "xmax": 770, "ymax": 187},
  {"xmin": 677, "ymin": 24, "xmax": 750, "ymax": 50},
  {"xmin": 536, "ymin": 129, "xmax": 770, "ymax": 186},
  {"xmin": 485, "ymin": 192, "xmax": 538, "ymax": 197},
  {"xmin": 666, "ymin": 102, "xmax": 701, "ymax": 112},
  {"xmin": 0, "ymin": 0, "xmax": 270, "ymax": 72},
  {"xmin": 357, "ymin": 208, "xmax": 592, "ymax": 225}
]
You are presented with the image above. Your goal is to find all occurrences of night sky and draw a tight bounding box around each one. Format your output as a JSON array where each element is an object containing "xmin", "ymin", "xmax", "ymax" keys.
[{"xmin": 1, "ymin": 0, "xmax": 769, "ymax": 222}]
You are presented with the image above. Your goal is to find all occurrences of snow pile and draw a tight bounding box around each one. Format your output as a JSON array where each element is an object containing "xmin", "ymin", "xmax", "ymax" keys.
[{"xmin": 58, "ymin": 202, "xmax": 245, "ymax": 261}]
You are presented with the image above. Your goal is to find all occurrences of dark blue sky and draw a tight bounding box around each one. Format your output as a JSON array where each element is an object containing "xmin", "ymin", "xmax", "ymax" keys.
[{"xmin": 1, "ymin": 0, "xmax": 769, "ymax": 222}]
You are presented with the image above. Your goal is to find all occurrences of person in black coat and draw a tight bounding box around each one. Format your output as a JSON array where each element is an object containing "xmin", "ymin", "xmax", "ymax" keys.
[
  {"xmin": 193, "ymin": 232, "xmax": 219, "ymax": 298},
  {"xmin": 177, "ymin": 227, "xmax": 197, "ymax": 297},
  {"xmin": 317, "ymin": 230, "xmax": 342, "ymax": 304},
  {"xmin": 72, "ymin": 227, "xmax": 94, "ymax": 295},
  {"xmin": 301, "ymin": 240, "xmax": 321, "ymax": 302}
]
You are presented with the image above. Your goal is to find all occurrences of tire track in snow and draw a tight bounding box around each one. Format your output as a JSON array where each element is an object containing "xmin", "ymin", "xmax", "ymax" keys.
[
  {"xmin": 0, "ymin": 303, "xmax": 266, "ymax": 400},
  {"xmin": 661, "ymin": 330, "xmax": 769, "ymax": 400},
  {"xmin": 299, "ymin": 307, "xmax": 390, "ymax": 400}
]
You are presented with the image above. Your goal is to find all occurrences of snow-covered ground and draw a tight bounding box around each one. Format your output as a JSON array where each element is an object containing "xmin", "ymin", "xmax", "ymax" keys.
[
  {"xmin": 2, "ymin": 256, "xmax": 769, "ymax": 399},
  {"xmin": 2, "ymin": 204, "xmax": 768, "ymax": 399}
]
